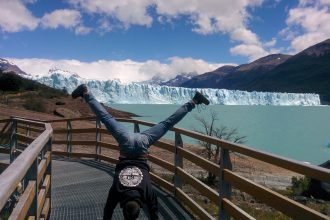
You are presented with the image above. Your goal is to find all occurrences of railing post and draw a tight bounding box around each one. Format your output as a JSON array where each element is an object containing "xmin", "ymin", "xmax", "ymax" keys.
[
  {"xmin": 26, "ymin": 157, "xmax": 38, "ymax": 219},
  {"xmin": 9, "ymin": 120, "xmax": 17, "ymax": 163},
  {"xmin": 218, "ymin": 148, "xmax": 232, "ymax": 220},
  {"xmin": 174, "ymin": 132, "xmax": 183, "ymax": 196},
  {"xmin": 134, "ymin": 123, "xmax": 140, "ymax": 133},
  {"xmin": 95, "ymin": 119, "xmax": 101, "ymax": 161},
  {"xmin": 66, "ymin": 121, "xmax": 72, "ymax": 158},
  {"xmin": 46, "ymin": 136, "xmax": 52, "ymax": 217}
]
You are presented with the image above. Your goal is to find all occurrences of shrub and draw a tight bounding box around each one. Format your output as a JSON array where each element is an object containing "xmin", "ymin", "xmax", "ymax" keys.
[
  {"xmin": 23, "ymin": 97, "xmax": 46, "ymax": 113},
  {"xmin": 291, "ymin": 176, "xmax": 310, "ymax": 195}
]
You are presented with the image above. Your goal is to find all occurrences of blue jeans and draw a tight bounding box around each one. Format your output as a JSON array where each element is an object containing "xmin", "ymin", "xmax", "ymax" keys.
[{"xmin": 84, "ymin": 94, "xmax": 195, "ymax": 156}]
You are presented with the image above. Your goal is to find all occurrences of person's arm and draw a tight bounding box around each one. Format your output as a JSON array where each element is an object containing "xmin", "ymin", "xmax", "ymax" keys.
[
  {"xmin": 146, "ymin": 186, "xmax": 158, "ymax": 220},
  {"xmin": 103, "ymin": 186, "xmax": 119, "ymax": 220}
]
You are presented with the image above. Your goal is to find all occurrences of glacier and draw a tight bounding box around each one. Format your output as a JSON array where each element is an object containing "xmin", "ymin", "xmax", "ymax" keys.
[{"xmin": 34, "ymin": 70, "xmax": 321, "ymax": 106}]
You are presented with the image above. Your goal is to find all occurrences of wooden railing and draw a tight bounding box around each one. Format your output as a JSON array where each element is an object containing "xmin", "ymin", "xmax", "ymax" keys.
[
  {"xmin": 45, "ymin": 116, "xmax": 330, "ymax": 220},
  {"xmin": 1, "ymin": 115, "xmax": 329, "ymax": 219},
  {"xmin": 0, "ymin": 118, "xmax": 52, "ymax": 220}
]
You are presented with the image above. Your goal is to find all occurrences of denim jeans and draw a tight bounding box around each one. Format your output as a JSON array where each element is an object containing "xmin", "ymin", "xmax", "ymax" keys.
[{"xmin": 84, "ymin": 93, "xmax": 195, "ymax": 156}]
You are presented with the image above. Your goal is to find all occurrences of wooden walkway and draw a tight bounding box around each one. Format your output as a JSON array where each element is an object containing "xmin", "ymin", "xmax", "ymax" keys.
[{"xmin": 50, "ymin": 157, "xmax": 194, "ymax": 220}]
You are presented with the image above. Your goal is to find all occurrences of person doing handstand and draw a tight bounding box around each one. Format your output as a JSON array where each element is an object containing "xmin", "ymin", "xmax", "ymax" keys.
[{"xmin": 71, "ymin": 84, "xmax": 210, "ymax": 220}]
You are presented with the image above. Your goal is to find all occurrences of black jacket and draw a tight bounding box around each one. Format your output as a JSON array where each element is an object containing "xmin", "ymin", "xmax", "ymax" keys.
[{"xmin": 103, "ymin": 158, "xmax": 158, "ymax": 219}]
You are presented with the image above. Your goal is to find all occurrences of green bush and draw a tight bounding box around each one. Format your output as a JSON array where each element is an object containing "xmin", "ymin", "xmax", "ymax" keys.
[
  {"xmin": 291, "ymin": 176, "xmax": 310, "ymax": 195},
  {"xmin": 23, "ymin": 97, "xmax": 46, "ymax": 113}
]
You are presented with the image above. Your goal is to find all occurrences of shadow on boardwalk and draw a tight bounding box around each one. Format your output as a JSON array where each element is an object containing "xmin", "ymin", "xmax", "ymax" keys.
[{"xmin": 50, "ymin": 157, "xmax": 194, "ymax": 220}]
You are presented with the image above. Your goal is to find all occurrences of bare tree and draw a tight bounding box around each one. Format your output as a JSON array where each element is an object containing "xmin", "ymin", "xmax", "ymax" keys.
[{"xmin": 193, "ymin": 110, "xmax": 246, "ymax": 185}]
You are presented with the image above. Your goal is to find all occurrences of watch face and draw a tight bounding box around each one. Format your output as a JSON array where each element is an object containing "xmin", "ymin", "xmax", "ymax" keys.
[{"xmin": 119, "ymin": 167, "xmax": 144, "ymax": 187}]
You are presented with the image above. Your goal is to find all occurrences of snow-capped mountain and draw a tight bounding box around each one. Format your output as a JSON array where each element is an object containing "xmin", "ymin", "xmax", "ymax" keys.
[
  {"xmin": 160, "ymin": 72, "xmax": 198, "ymax": 86},
  {"xmin": 138, "ymin": 75, "xmax": 165, "ymax": 85},
  {"xmin": 0, "ymin": 58, "xmax": 28, "ymax": 76},
  {"xmin": 33, "ymin": 69, "xmax": 321, "ymax": 105}
]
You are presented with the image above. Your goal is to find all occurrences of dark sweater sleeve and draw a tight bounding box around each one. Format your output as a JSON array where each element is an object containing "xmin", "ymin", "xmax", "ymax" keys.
[
  {"xmin": 146, "ymin": 185, "xmax": 158, "ymax": 220},
  {"xmin": 103, "ymin": 185, "xmax": 119, "ymax": 220}
]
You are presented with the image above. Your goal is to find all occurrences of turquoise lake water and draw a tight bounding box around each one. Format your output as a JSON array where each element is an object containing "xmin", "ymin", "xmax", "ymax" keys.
[{"xmin": 111, "ymin": 104, "xmax": 330, "ymax": 165}]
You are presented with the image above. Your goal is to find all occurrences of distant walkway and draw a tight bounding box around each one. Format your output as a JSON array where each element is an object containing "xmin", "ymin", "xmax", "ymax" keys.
[{"xmin": 50, "ymin": 157, "xmax": 194, "ymax": 220}]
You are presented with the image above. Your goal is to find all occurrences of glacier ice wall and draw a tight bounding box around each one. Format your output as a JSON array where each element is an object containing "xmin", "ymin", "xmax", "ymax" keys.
[{"xmin": 35, "ymin": 72, "xmax": 321, "ymax": 106}]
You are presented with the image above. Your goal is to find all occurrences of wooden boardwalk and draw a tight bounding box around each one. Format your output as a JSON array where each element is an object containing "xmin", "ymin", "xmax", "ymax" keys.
[{"xmin": 50, "ymin": 157, "xmax": 194, "ymax": 220}]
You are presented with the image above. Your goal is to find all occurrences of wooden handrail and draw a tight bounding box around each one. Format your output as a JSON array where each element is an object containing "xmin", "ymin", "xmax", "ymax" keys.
[{"xmin": 0, "ymin": 120, "xmax": 52, "ymax": 211}]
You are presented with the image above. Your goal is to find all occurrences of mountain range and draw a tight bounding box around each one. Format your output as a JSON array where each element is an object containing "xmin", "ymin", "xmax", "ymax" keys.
[{"xmin": 178, "ymin": 39, "xmax": 330, "ymax": 104}]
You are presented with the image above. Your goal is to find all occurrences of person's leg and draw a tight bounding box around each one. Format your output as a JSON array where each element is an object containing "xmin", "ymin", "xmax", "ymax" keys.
[
  {"xmin": 83, "ymin": 93, "xmax": 131, "ymax": 144},
  {"xmin": 141, "ymin": 102, "xmax": 195, "ymax": 146}
]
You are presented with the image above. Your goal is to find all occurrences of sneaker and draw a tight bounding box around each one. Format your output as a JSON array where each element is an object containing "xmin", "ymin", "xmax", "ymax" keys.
[
  {"xmin": 71, "ymin": 84, "xmax": 88, "ymax": 99},
  {"xmin": 193, "ymin": 91, "xmax": 210, "ymax": 105}
]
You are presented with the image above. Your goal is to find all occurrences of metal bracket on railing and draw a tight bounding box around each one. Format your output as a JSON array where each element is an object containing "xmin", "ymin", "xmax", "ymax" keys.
[
  {"xmin": 134, "ymin": 123, "xmax": 140, "ymax": 133},
  {"xmin": 218, "ymin": 148, "xmax": 232, "ymax": 220},
  {"xmin": 25, "ymin": 124, "xmax": 30, "ymax": 137},
  {"xmin": 9, "ymin": 120, "xmax": 17, "ymax": 163},
  {"xmin": 95, "ymin": 119, "xmax": 101, "ymax": 161},
  {"xmin": 174, "ymin": 132, "xmax": 183, "ymax": 196},
  {"xmin": 66, "ymin": 121, "xmax": 72, "ymax": 158}
]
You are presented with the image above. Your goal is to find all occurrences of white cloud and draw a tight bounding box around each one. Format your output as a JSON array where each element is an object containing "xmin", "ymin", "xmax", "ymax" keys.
[
  {"xmin": 155, "ymin": 0, "xmax": 273, "ymax": 61},
  {"xmin": 67, "ymin": 0, "xmax": 273, "ymax": 60},
  {"xmin": 41, "ymin": 9, "xmax": 82, "ymax": 29},
  {"xmin": 68, "ymin": 0, "xmax": 154, "ymax": 28},
  {"xmin": 0, "ymin": 0, "xmax": 39, "ymax": 32},
  {"xmin": 263, "ymin": 38, "xmax": 277, "ymax": 47},
  {"xmin": 7, "ymin": 57, "xmax": 231, "ymax": 83},
  {"xmin": 284, "ymin": 1, "xmax": 330, "ymax": 52},
  {"xmin": 230, "ymin": 44, "xmax": 268, "ymax": 61},
  {"xmin": 299, "ymin": 0, "xmax": 330, "ymax": 7},
  {"xmin": 231, "ymin": 28, "xmax": 260, "ymax": 45},
  {"xmin": 75, "ymin": 25, "xmax": 92, "ymax": 35}
]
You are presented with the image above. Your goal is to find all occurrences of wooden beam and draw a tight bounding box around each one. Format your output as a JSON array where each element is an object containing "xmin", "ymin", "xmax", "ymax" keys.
[
  {"xmin": 176, "ymin": 167, "xmax": 219, "ymax": 204},
  {"xmin": 52, "ymin": 140, "xmax": 97, "ymax": 145},
  {"xmin": 17, "ymin": 125, "xmax": 44, "ymax": 133},
  {"xmin": 148, "ymin": 155, "xmax": 175, "ymax": 173},
  {"xmin": 8, "ymin": 181, "xmax": 36, "ymax": 220},
  {"xmin": 70, "ymin": 152, "xmax": 96, "ymax": 159},
  {"xmin": 150, "ymin": 172, "xmax": 174, "ymax": 193},
  {"xmin": 222, "ymin": 198, "xmax": 255, "ymax": 220},
  {"xmin": 42, "ymin": 175, "xmax": 51, "ymax": 195},
  {"xmin": 175, "ymin": 187, "xmax": 214, "ymax": 220},
  {"xmin": 177, "ymin": 147, "xmax": 220, "ymax": 177},
  {"xmin": 53, "ymin": 128, "xmax": 97, "ymax": 134},
  {"xmin": 153, "ymin": 140, "xmax": 175, "ymax": 153},
  {"xmin": 37, "ymin": 189, "xmax": 46, "ymax": 216},
  {"xmin": 98, "ymin": 155, "xmax": 119, "ymax": 164},
  {"xmin": 37, "ymin": 160, "xmax": 47, "ymax": 186},
  {"xmin": 40, "ymin": 198, "xmax": 50, "ymax": 219},
  {"xmin": 98, "ymin": 141, "xmax": 119, "ymax": 150},
  {"xmin": 13, "ymin": 118, "xmax": 45, "ymax": 128}
]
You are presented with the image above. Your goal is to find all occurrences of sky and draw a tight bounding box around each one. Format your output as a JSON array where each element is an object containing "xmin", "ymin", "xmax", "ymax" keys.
[{"xmin": 1, "ymin": 0, "xmax": 330, "ymax": 83}]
